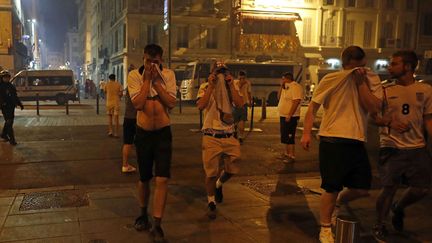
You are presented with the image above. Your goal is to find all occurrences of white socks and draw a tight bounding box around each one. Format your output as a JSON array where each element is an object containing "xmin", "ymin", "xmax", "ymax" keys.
[
  {"xmin": 207, "ymin": 195, "xmax": 215, "ymax": 204},
  {"xmin": 216, "ymin": 179, "xmax": 223, "ymax": 189}
]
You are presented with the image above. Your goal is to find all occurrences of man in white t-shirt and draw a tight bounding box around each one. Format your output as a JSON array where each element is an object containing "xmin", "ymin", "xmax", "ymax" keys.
[
  {"xmin": 301, "ymin": 46, "xmax": 382, "ymax": 243},
  {"xmin": 197, "ymin": 63, "xmax": 244, "ymax": 220},
  {"xmin": 127, "ymin": 44, "xmax": 177, "ymax": 242},
  {"xmin": 277, "ymin": 72, "xmax": 303, "ymax": 163},
  {"xmin": 371, "ymin": 51, "xmax": 432, "ymax": 242}
]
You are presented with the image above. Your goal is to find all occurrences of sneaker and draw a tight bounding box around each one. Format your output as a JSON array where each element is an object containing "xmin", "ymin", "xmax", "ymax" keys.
[
  {"xmin": 122, "ymin": 165, "xmax": 136, "ymax": 173},
  {"xmin": 372, "ymin": 223, "xmax": 388, "ymax": 243},
  {"xmin": 9, "ymin": 140, "xmax": 17, "ymax": 146},
  {"xmin": 134, "ymin": 215, "xmax": 151, "ymax": 231},
  {"xmin": 215, "ymin": 186, "xmax": 223, "ymax": 204},
  {"xmin": 207, "ymin": 202, "xmax": 217, "ymax": 220},
  {"xmin": 319, "ymin": 227, "xmax": 334, "ymax": 243},
  {"xmin": 283, "ymin": 156, "xmax": 295, "ymax": 164},
  {"xmin": 0, "ymin": 135, "xmax": 8, "ymax": 142},
  {"xmin": 391, "ymin": 202, "xmax": 405, "ymax": 232},
  {"xmin": 150, "ymin": 226, "xmax": 165, "ymax": 243}
]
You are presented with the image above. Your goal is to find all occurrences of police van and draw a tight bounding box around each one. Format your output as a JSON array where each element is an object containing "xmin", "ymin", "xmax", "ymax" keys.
[{"xmin": 11, "ymin": 70, "xmax": 77, "ymax": 105}]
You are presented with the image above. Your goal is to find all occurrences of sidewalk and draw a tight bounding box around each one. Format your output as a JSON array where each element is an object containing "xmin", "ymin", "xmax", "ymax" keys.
[{"xmin": 0, "ymin": 176, "xmax": 431, "ymax": 243}]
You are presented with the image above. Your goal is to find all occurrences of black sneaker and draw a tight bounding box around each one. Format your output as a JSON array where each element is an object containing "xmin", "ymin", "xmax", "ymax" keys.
[
  {"xmin": 0, "ymin": 135, "xmax": 8, "ymax": 142},
  {"xmin": 150, "ymin": 226, "xmax": 165, "ymax": 243},
  {"xmin": 9, "ymin": 140, "xmax": 17, "ymax": 146},
  {"xmin": 391, "ymin": 202, "xmax": 405, "ymax": 232},
  {"xmin": 207, "ymin": 202, "xmax": 217, "ymax": 220},
  {"xmin": 134, "ymin": 215, "xmax": 151, "ymax": 231},
  {"xmin": 372, "ymin": 223, "xmax": 388, "ymax": 243},
  {"xmin": 215, "ymin": 186, "xmax": 223, "ymax": 203}
]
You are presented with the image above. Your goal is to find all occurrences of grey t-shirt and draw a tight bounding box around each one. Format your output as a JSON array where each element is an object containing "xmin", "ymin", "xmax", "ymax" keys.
[{"xmin": 124, "ymin": 88, "xmax": 137, "ymax": 119}]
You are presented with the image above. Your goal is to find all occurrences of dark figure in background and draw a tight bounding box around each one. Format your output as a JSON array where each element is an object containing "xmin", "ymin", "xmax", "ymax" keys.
[{"xmin": 0, "ymin": 70, "xmax": 24, "ymax": 145}]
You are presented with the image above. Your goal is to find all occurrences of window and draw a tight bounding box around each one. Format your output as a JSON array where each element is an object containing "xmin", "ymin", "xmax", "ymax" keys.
[
  {"xmin": 302, "ymin": 17, "xmax": 312, "ymax": 45},
  {"xmin": 422, "ymin": 14, "xmax": 432, "ymax": 36},
  {"xmin": 206, "ymin": 27, "xmax": 218, "ymax": 49},
  {"xmin": 363, "ymin": 21, "xmax": 373, "ymax": 47},
  {"xmin": 364, "ymin": 0, "xmax": 374, "ymax": 8},
  {"xmin": 115, "ymin": 30, "xmax": 119, "ymax": 52},
  {"xmin": 177, "ymin": 26, "xmax": 189, "ymax": 48},
  {"xmin": 345, "ymin": 20, "xmax": 355, "ymax": 45},
  {"xmin": 323, "ymin": 0, "xmax": 334, "ymax": 5},
  {"xmin": 347, "ymin": 0, "xmax": 356, "ymax": 7},
  {"xmin": 147, "ymin": 25, "xmax": 158, "ymax": 44},
  {"xmin": 406, "ymin": 0, "xmax": 414, "ymax": 10},
  {"xmin": 383, "ymin": 22, "xmax": 393, "ymax": 39},
  {"xmin": 386, "ymin": 0, "xmax": 394, "ymax": 9},
  {"xmin": 403, "ymin": 23, "xmax": 413, "ymax": 48},
  {"xmin": 123, "ymin": 24, "xmax": 126, "ymax": 48}
]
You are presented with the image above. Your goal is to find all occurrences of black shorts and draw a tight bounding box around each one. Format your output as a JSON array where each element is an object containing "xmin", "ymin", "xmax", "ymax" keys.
[
  {"xmin": 319, "ymin": 137, "xmax": 372, "ymax": 193},
  {"xmin": 233, "ymin": 105, "xmax": 248, "ymax": 122},
  {"xmin": 280, "ymin": 116, "xmax": 299, "ymax": 144},
  {"xmin": 378, "ymin": 147, "xmax": 432, "ymax": 188},
  {"xmin": 123, "ymin": 118, "xmax": 137, "ymax": 145},
  {"xmin": 135, "ymin": 126, "xmax": 172, "ymax": 181}
]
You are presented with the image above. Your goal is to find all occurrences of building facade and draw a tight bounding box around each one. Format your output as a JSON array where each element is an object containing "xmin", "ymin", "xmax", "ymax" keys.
[
  {"xmin": 64, "ymin": 28, "xmax": 80, "ymax": 77},
  {"xmin": 0, "ymin": 0, "xmax": 29, "ymax": 74},
  {"xmin": 76, "ymin": 0, "xmax": 431, "ymax": 88}
]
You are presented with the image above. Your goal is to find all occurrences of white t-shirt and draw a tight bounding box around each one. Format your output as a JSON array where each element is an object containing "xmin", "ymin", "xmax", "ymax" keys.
[
  {"xmin": 278, "ymin": 81, "xmax": 304, "ymax": 117},
  {"xmin": 127, "ymin": 66, "xmax": 177, "ymax": 128},
  {"xmin": 197, "ymin": 82, "xmax": 241, "ymax": 133},
  {"xmin": 380, "ymin": 82, "xmax": 432, "ymax": 149},
  {"xmin": 312, "ymin": 68, "xmax": 382, "ymax": 142}
]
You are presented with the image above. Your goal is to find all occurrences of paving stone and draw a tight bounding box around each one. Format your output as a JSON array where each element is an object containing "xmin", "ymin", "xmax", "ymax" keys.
[
  {"xmin": 14, "ymin": 235, "xmax": 81, "ymax": 243},
  {"xmin": 0, "ymin": 198, "xmax": 14, "ymax": 207},
  {"xmin": 4, "ymin": 210, "xmax": 78, "ymax": 227},
  {"xmin": 81, "ymin": 230, "xmax": 151, "ymax": 243},
  {"xmin": 87, "ymin": 188, "xmax": 134, "ymax": 200},
  {"xmin": 0, "ymin": 222, "xmax": 79, "ymax": 241},
  {"xmin": 0, "ymin": 207, "xmax": 9, "ymax": 218},
  {"xmin": 79, "ymin": 217, "xmax": 134, "ymax": 234}
]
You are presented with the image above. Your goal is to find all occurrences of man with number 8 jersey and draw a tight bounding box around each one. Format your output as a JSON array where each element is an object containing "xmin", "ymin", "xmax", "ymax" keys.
[{"xmin": 372, "ymin": 50, "xmax": 432, "ymax": 242}]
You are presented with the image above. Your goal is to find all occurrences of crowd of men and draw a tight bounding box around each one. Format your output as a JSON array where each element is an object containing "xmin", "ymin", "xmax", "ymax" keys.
[{"xmin": 1, "ymin": 44, "xmax": 430, "ymax": 243}]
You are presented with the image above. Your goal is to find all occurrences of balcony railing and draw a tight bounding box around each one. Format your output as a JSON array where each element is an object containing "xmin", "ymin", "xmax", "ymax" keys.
[{"xmin": 239, "ymin": 34, "xmax": 299, "ymax": 53}]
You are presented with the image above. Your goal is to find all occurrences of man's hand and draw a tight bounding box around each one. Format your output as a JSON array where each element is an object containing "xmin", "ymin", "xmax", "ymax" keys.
[
  {"xmin": 143, "ymin": 64, "xmax": 153, "ymax": 81},
  {"xmin": 208, "ymin": 74, "xmax": 217, "ymax": 88},
  {"xmin": 285, "ymin": 115, "xmax": 291, "ymax": 122},
  {"xmin": 390, "ymin": 120, "xmax": 410, "ymax": 133},
  {"xmin": 225, "ymin": 74, "xmax": 234, "ymax": 85},
  {"xmin": 301, "ymin": 133, "xmax": 312, "ymax": 151},
  {"xmin": 353, "ymin": 68, "xmax": 368, "ymax": 86}
]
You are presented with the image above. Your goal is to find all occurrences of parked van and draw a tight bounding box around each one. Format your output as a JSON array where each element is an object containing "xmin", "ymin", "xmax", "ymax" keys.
[{"xmin": 11, "ymin": 70, "xmax": 77, "ymax": 105}]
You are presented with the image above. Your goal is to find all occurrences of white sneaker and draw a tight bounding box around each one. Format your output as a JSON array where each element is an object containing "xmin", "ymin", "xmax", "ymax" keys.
[
  {"xmin": 122, "ymin": 165, "xmax": 136, "ymax": 173},
  {"xmin": 319, "ymin": 227, "xmax": 334, "ymax": 243}
]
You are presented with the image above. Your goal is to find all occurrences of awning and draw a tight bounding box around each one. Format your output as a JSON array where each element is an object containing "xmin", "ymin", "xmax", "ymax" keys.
[
  {"xmin": 304, "ymin": 53, "xmax": 323, "ymax": 59},
  {"xmin": 239, "ymin": 10, "xmax": 301, "ymax": 21}
]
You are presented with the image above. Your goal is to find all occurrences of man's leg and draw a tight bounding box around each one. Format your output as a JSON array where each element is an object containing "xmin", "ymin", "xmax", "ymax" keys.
[
  {"xmin": 135, "ymin": 180, "xmax": 151, "ymax": 230},
  {"xmin": 153, "ymin": 176, "xmax": 169, "ymax": 219},
  {"xmin": 122, "ymin": 144, "xmax": 134, "ymax": 169},
  {"xmin": 391, "ymin": 187, "xmax": 429, "ymax": 232},
  {"xmin": 238, "ymin": 120, "xmax": 245, "ymax": 139},
  {"xmin": 320, "ymin": 192, "xmax": 338, "ymax": 243},
  {"xmin": 107, "ymin": 114, "xmax": 113, "ymax": 135}
]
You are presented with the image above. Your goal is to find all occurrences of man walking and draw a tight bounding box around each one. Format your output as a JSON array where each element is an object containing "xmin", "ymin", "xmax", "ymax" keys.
[
  {"xmin": 121, "ymin": 87, "xmax": 137, "ymax": 173},
  {"xmin": 0, "ymin": 70, "xmax": 24, "ymax": 145},
  {"xmin": 233, "ymin": 71, "xmax": 252, "ymax": 144},
  {"xmin": 105, "ymin": 74, "xmax": 122, "ymax": 137},
  {"xmin": 301, "ymin": 46, "xmax": 382, "ymax": 243},
  {"xmin": 371, "ymin": 50, "xmax": 432, "ymax": 242},
  {"xmin": 197, "ymin": 62, "xmax": 244, "ymax": 219},
  {"xmin": 128, "ymin": 44, "xmax": 176, "ymax": 242},
  {"xmin": 277, "ymin": 72, "xmax": 303, "ymax": 162}
]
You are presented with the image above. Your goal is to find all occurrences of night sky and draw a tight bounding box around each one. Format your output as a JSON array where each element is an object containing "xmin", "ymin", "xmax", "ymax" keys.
[{"xmin": 22, "ymin": 0, "xmax": 78, "ymax": 53}]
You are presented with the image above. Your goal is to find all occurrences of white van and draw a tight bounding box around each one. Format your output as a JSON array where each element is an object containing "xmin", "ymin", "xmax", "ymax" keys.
[{"xmin": 11, "ymin": 70, "xmax": 77, "ymax": 105}]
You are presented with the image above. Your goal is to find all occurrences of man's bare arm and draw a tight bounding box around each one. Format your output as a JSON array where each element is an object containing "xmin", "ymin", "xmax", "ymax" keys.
[
  {"xmin": 153, "ymin": 82, "xmax": 176, "ymax": 109},
  {"xmin": 300, "ymin": 102, "xmax": 320, "ymax": 150},
  {"xmin": 131, "ymin": 79, "xmax": 151, "ymax": 110},
  {"xmin": 197, "ymin": 85, "xmax": 214, "ymax": 110}
]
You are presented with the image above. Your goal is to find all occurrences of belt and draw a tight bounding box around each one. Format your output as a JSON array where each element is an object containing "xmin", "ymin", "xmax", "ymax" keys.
[{"xmin": 204, "ymin": 133, "xmax": 233, "ymax": 138}]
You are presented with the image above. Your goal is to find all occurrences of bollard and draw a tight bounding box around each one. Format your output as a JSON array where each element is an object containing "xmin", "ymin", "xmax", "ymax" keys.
[
  {"xmin": 261, "ymin": 97, "xmax": 266, "ymax": 120},
  {"xmin": 335, "ymin": 217, "xmax": 360, "ymax": 243},
  {"xmin": 66, "ymin": 100, "xmax": 69, "ymax": 115},
  {"xmin": 250, "ymin": 97, "xmax": 255, "ymax": 130},
  {"xmin": 36, "ymin": 93, "xmax": 40, "ymax": 116},
  {"xmin": 96, "ymin": 94, "xmax": 99, "ymax": 115}
]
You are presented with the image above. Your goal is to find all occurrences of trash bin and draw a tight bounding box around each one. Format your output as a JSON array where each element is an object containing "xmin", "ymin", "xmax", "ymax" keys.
[{"xmin": 335, "ymin": 216, "xmax": 360, "ymax": 243}]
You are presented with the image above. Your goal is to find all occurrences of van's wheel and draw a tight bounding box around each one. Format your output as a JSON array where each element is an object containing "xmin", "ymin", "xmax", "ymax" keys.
[{"xmin": 56, "ymin": 94, "xmax": 67, "ymax": 105}]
